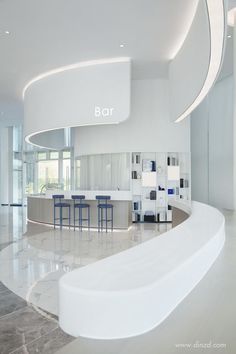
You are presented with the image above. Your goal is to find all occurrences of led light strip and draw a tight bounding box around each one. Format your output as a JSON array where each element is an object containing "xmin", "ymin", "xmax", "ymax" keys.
[
  {"xmin": 175, "ymin": 0, "xmax": 226, "ymax": 122},
  {"xmin": 22, "ymin": 57, "xmax": 130, "ymax": 99}
]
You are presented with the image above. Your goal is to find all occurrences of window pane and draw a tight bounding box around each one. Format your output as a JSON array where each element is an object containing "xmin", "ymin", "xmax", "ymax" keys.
[
  {"xmin": 75, "ymin": 159, "xmax": 81, "ymax": 189},
  {"xmin": 25, "ymin": 162, "xmax": 35, "ymax": 195},
  {"xmin": 63, "ymin": 151, "xmax": 71, "ymax": 159},
  {"xmin": 50, "ymin": 151, "xmax": 59, "ymax": 159},
  {"xmin": 38, "ymin": 152, "xmax": 47, "ymax": 160},
  {"xmin": 38, "ymin": 160, "xmax": 58, "ymax": 192},
  {"xmin": 63, "ymin": 159, "xmax": 71, "ymax": 190}
]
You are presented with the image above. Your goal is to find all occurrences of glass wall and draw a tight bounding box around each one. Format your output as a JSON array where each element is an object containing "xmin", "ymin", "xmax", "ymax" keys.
[
  {"xmin": 24, "ymin": 148, "xmax": 73, "ymax": 195},
  {"xmin": 75, "ymin": 153, "xmax": 130, "ymax": 191},
  {"xmin": 24, "ymin": 150, "xmax": 130, "ymax": 195},
  {"xmin": 62, "ymin": 151, "xmax": 71, "ymax": 191},
  {"xmin": 12, "ymin": 126, "xmax": 23, "ymax": 204}
]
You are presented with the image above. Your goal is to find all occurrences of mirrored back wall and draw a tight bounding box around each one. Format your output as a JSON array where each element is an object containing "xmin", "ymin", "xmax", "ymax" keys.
[
  {"xmin": 74, "ymin": 152, "xmax": 191, "ymax": 196},
  {"xmin": 75, "ymin": 153, "xmax": 131, "ymax": 191}
]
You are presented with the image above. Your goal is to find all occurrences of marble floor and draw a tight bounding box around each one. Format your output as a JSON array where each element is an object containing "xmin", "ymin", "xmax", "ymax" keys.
[
  {"xmin": 0, "ymin": 281, "xmax": 73, "ymax": 354},
  {"xmin": 0, "ymin": 209, "xmax": 170, "ymax": 315},
  {"xmin": 0, "ymin": 209, "xmax": 74, "ymax": 354},
  {"xmin": 0, "ymin": 206, "xmax": 171, "ymax": 353},
  {"xmin": 56, "ymin": 208, "xmax": 236, "ymax": 354}
]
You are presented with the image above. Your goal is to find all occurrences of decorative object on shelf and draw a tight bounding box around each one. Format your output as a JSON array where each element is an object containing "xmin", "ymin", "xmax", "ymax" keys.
[
  {"xmin": 168, "ymin": 188, "xmax": 174, "ymax": 195},
  {"xmin": 151, "ymin": 160, "xmax": 156, "ymax": 172},
  {"xmin": 134, "ymin": 154, "xmax": 141, "ymax": 164},
  {"xmin": 131, "ymin": 152, "xmax": 190, "ymax": 224},
  {"xmin": 142, "ymin": 159, "xmax": 152, "ymax": 172},
  {"xmin": 184, "ymin": 179, "xmax": 189, "ymax": 188},
  {"xmin": 144, "ymin": 211, "xmax": 155, "ymax": 223},
  {"xmin": 133, "ymin": 213, "xmax": 140, "ymax": 222},
  {"xmin": 150, "ymin": 190, "xmax": 156, "ymax": 200},
  {"xmin": 158, "ymin": 185, "xmax": 165, "ymax": 191},
  {"xmin": 157, "ymin": 211, "xmax": 166, "ymax": 222}
]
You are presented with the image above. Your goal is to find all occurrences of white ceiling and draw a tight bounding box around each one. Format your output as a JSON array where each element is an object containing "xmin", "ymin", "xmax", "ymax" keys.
[{"xmin": 0, "ymin": 0, "xmax": 199, "ymax": 103}]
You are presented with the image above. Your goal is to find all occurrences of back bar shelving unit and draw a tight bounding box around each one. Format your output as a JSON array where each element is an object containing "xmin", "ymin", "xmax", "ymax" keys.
[{"xmin": 131, "ymin": 152, "xmax": 190, "ymax": 223}]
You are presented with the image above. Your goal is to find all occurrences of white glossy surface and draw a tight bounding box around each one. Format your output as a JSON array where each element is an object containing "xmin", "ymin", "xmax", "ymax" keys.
[
  {"xmin": 43, "ymin": 190, "xmax": 132, "ymax": 201},
  {"xmin": 169, "ymin": 0, "xmax": 226, "ymax": 122},
  {"xmin": 59, "ymin": 201, "xmax": 225, "ymax": 339}
]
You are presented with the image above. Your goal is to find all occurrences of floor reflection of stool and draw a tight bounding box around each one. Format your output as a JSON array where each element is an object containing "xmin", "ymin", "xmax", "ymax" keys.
[
  {"xmin": 72, "ymin": 195, "xmax": 90, "ymax": 231},
  {"xmin": 96, "ymin": 195, "xmax": 113, "ymax": 232},
  {"xmin": 52, "ymin": 195, "xmax": 71, "ymax": 230}
]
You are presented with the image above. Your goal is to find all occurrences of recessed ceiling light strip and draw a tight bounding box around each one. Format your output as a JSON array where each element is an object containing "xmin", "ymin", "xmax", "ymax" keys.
[
  {"xmin": 22, "ymin": 57, "xmax": 130, "ymax": 99},
  {"xmin": 175, "ymin": 0, "xmax": 226, "ymax": 122}
]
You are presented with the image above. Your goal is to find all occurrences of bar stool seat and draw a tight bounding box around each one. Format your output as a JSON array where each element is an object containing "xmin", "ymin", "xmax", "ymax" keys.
[
  {"xmin": 98, "ymin": 204, "xmax": 113, "ymax": 209},
  {"xmin": 55, "ymin": 202, "xmax": 71, "ymax": 208},
  {"xmin": 74, "ymin": 203, "xmax": 90, "ymax": 208}
]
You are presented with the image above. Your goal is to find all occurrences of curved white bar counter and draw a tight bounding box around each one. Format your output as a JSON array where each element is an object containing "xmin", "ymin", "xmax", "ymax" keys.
[{"xmin": 59, "ymin": 201, "xmax": 225, "ymax": 339}]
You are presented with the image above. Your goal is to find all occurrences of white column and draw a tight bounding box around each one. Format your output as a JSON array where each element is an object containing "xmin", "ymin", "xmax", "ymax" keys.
[{"xmin": 233, "ymin": 15, "xmax": 236, "ymax": 210}]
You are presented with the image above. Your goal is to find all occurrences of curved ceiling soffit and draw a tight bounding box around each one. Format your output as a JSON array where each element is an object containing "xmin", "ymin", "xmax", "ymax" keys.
[
  {"xmin": 23, "ymin": 57, "xmax": 131, "ymax": 149},
  {"xmin": 175, "ymin": 0, "xmax": 227, "ymax": 122}
]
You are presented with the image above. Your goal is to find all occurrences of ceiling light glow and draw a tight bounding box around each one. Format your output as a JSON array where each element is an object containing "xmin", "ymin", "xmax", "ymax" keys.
[{"xmin": 175, "ymin": 0, "xmax": 226, "ymax": 122}]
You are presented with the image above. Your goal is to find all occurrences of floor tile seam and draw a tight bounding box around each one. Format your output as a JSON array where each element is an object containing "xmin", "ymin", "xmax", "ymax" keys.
[
  {"xmin": 0, "ymin": 303, "xmax": 29, "ymax": 321},
  {"xmin": 8, "ymin": 324, "xmax": 64, "ymax": 354}
]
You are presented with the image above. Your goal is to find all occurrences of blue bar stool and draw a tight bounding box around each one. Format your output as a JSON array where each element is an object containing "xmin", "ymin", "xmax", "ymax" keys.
[
  {"xmin": 71, "ymin": 195, "xmax": 90, "ymax": 231},
  {"xmin": 52, "ymin": 195, "xmax": 71, "ymax": 229},
  {"xmin": 96, "ymin": 195, "xmax": 113, "ymax": 232}
]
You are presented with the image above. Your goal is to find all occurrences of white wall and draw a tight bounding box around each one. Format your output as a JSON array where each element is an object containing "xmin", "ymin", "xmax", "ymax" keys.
[
  {"xmin": 74, "ymin": 79, "xmax": 190, "ymax": 156},
  {"xmin": 0, "ymin": 102, "xmax": 23, "ymax": 205},
  {"xmin": 190, "ymin": 98, "xmax": 209, "ymax": 204},
  {"xmin": 169, "ymin": 0, "xmax": 210, "ymax": 122},
  {"xmin": 24, "ymin": 59, "xmax": 131, "ymax": 148},
  {"xmin": 191, "ymin": 75, "xmax": 234, "ymax": 209}
]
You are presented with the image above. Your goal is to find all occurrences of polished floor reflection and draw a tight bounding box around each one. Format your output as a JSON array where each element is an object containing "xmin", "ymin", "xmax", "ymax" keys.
[
  {"xmin": 0, "ymin": 206, "xmax": 74, "ymax": 354},
  {"xmin": 0, "ymin": 206, "xmax": 171, "ymax": 316},
  {"xmin": 57, "ymin": 209, "xmax": 236, "ymax": 354}
]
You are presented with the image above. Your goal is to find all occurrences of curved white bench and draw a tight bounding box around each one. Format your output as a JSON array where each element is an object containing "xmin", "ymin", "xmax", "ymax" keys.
[{"xmin": 59, "ymin": 201, "xmax": 225, "ymax": 339}]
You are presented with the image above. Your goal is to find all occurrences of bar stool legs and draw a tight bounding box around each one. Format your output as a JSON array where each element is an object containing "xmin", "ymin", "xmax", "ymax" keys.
[
  {"xmin": 73, "ymin": 206, "xmax": 90, "ymax": 231},
  {"xmin": 97, "ymin": 206, "xmax": 114, "ymax": 232}
]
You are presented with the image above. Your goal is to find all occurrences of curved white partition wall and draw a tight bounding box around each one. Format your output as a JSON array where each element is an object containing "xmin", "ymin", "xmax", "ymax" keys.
[
  {"xmin": 59, "ymin": 201, "xmax": 225, "ymax": 339},
  {"xmin": 169, "ymin": 0, "xmax": 226, "ymax": 122},
  {"xmin": 24, "ymin": 58, "xmax": 131, "ymax": 148}
]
